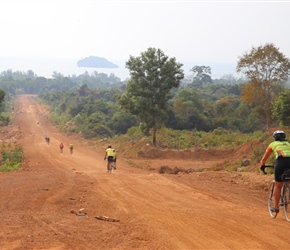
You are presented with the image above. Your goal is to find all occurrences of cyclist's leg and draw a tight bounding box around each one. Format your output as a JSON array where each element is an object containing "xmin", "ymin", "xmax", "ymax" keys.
[
  {"xmin": 108, "ymin": 157, "xmax": 114, "ymax": 172},
  {"xmin": 107, "ymin": 156, "xmax": 112, "ymax": 172},
  {"xmin": 268, "ymin": 181, "xmax": 278, "ymax": 218},
  {"xmin": 274, "ymin": 181, "xmax": 283, "ymax": 209},
  {"xmin": 273, "ymin": 158, "xmax": 288, "ymax": 209},
  {"xmin": 107, "ymin": 160, "xmax": 109, "ymax": 171}
]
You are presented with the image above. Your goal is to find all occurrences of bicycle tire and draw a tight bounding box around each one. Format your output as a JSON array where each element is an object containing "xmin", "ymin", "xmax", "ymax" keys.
[
  {"xmin": 283, "ymin": 183, "xmax": 290, "ymax": 222},
  {"xmin": 107, "ymin": 161, "xmax": 113, "ymax": 174},
  {"xmin": 268, "ymin": 181, "xmax": 278, "ymax": 218}
]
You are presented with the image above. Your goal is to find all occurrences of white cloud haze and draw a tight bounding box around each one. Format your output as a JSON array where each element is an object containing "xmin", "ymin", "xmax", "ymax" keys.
[{"xmin": 0, "ymin": 0, "xmax": 289, "ymax": 79}]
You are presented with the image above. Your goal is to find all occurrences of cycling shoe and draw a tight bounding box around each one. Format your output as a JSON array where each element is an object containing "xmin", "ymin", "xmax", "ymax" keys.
[{"xmin": 270, "ymin": 207, "xmax": 279, "ymax": 213}]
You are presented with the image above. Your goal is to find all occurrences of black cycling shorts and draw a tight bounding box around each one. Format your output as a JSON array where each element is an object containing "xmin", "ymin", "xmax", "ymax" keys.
[
  {"xmin": 107, "ymin": 156, "xmax": 114, "ymax": 162},
  {"xmin": 274, "ymin": 157, "xmax": 290, "ymax": 182}
]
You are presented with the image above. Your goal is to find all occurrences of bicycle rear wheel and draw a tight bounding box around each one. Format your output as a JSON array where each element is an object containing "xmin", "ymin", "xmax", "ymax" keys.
[
  {"xmin": 268, "ymin": 181, "xmax": 278, "ymax": 218},
  {"xmin": 107, "ymin": 162, "xmax": 113, "ymax": 174},
  {"xmin": 283, "ymin": 183, "xmax": 290, "ymax": 222}
]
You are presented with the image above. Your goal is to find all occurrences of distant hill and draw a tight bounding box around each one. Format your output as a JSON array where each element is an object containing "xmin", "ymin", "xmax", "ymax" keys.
[{"xmin": 77, "ymin": 56, "xmax": 118, "ymax": 68}]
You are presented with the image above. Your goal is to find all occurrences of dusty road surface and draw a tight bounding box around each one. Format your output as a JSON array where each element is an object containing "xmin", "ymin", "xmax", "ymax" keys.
[{"xmin": 0, "ymin": 95, "xmax": 290, "ymax": 250}]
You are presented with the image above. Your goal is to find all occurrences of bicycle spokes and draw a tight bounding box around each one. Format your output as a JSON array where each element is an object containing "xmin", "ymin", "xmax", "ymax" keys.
[
  {"xmin": 283, "ymin": 185, "xmax": 290, "ymax": 222},
  {"xmin": 268, "ymin": 181, "xmax": 278, "ymax": 218}
]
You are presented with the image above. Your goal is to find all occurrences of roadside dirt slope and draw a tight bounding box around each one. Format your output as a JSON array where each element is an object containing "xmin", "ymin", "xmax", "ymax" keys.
[{"xmin": 0, "ymin": 95, "xmax": 290, "ymax": 250}]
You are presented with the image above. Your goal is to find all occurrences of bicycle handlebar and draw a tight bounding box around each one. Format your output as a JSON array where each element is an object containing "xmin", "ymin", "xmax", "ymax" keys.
[{"xmin": 261, "ymin": 165, "xmax": 274, "ymax": 175}]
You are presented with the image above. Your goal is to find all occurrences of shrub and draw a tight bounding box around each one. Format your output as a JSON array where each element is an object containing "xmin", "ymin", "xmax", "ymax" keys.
[{"xmin": 0, "ymin": 145, "xmax": 23, "ymax": 172}]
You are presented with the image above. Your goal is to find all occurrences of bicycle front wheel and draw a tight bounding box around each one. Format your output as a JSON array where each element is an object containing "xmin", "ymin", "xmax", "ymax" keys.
[
  {"xmin": 268, "ymin": 181, "xmax": 278, "ymax": 218},
  {"xmin": 283, "ymin": 183, "xmax": 290, "ymax": 222}
]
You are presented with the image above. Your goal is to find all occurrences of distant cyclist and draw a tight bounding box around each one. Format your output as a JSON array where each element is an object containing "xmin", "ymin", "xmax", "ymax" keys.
[
  {"xmin": 260, "ymin": 130, "xmax": 290, "ymax": 213},
  {"xmin": 69, "ymin": 143, "xmax": 74, "ymax": 154},
  {"xmin": 104, "ymin": 145, "xmax": 117, "ymax": 171},
  {"xmin": 59, "ymin": 142, "xmax": 64, "ymax": 153}
]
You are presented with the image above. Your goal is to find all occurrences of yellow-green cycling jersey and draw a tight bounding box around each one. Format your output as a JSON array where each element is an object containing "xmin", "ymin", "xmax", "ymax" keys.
[
  {"xmin": 106, "ymin": 148, "xmax": 116, "ymax": 158},
  {"xmin": 266, "ymin": 140, "xmax": 290, "ymax": 158}
]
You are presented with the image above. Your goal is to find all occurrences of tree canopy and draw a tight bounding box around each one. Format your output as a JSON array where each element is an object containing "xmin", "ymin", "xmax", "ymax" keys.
[
  {"xmin": 0, "ymin": 89, "xmax": 5, "ymax": 107},
  {"xmin": 272, "ymin": 89, "xmax": 290, "ymax": 126},
  {"xmin": 118, "ymin": 48, "xmax": 184, "ymax": 145},
  {"xmin": 237, "ymin": 43, "xmax": 290, "ymax": 129},
  {"xmin": 190, "ymin": 65, "xmax": 212, "ymax": 86}
]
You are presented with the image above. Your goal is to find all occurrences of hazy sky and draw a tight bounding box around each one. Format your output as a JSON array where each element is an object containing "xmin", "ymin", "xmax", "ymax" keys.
[{"xmin": 0, "ymin": 0, "xmax": 289, "ymax": 77}]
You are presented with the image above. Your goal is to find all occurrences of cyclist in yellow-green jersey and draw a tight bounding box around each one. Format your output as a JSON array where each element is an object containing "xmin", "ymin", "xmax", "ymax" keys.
[
  {"xmin": 104, "ymin": 145, "xmax": 117, "ymax": 171},
  {"xmin": 260, "ymin": 130, "xmax": 290, "ymax": 213}
]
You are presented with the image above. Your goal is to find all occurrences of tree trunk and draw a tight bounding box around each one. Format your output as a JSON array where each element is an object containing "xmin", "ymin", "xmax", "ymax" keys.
[
  {"xmin": 152, "ymin": 125, "xmax": 157, "ymax": 146},
  {"xmin": 266, "ymin": 111, "xmax": 270, "ymax": 130},
  {"xmin": 264, "ymin": 92, "xmax": 271, "ymax": 130}
]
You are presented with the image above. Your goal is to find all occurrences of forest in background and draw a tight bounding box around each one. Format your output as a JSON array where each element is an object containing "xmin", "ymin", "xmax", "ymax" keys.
[
  {"xmin": 0, "ymin": 67, "xmax": 281, "ymax": 143},
  {"xmin": 0, "ymin": 68, "xmax": 255, "ymax": 136}
]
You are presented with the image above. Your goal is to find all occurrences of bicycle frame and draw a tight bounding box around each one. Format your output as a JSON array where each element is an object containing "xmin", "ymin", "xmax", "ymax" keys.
[{"xmin": 263, "ymin": 165, "xmax": 290, "ymax": 221}]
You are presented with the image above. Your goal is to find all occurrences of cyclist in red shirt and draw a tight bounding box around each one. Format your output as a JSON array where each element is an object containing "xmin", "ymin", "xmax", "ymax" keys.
[{"xmin": 59, "ymin": 142, "xmax": 64, "ymax": 153}]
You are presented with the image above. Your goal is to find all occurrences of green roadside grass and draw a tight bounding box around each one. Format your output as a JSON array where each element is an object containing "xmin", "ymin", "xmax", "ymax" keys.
[{"xmin": 0, "ymin": 144, "xmax": 23, "ymax": 172}]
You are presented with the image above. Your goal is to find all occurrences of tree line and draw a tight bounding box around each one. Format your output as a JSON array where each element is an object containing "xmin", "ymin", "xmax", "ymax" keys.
[{"xmin": 0, "ymin": 43, "xmax": 290, "ymax": 146}]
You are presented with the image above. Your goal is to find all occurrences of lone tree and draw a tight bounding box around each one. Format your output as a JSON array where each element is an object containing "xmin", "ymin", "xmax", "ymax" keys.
[
  {"xmin": 190, "ymin": 65, "xmax": 212, "ymax": 86},
  {"xmin": 237, "ymin": 43, "xmax": 290, "ymax": 129},
  {"xmin": 118, "ymin": 48, "xmax": 184, "ymax": 146}
]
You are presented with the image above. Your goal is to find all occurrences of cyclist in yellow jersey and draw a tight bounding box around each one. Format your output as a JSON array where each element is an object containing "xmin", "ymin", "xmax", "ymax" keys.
[
  {"xmin": 260, "ymin": 130, "xmax": 290, "ymax": 213},
  {"xmin": 69, "ymin": 143, "xmax": 74, "ymax": 154},
  {"xmin": 104, "ymin": 145, "xmax": 117, "ymax": 171}
]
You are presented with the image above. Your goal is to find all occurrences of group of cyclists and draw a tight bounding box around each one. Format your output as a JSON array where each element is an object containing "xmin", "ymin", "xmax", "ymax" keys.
[
  {"xmin": 44, "ymin": 135, "xmax": 117, "ymax": 173},
  {"xmin": 59, "ymin": 142, "xmax": 74, "ymax": 154},
  {"xmin": 44, "ymin": 135, "xmax": 74, "ymax": 154},
  {"xmin": 41, "ymin": 120, "xmax": 290, "ymax": 211}
]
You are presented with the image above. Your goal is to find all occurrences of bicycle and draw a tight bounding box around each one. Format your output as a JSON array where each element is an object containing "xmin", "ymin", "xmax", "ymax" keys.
[
  {"xmin": 107, "ymin": 160, "xmax": 115, "ymax": 174},
  {"xmin": 45, "ymin": 136, "xmax": 50, "ymax": 145},
  {"xmin": 261, "ymin": 165, "xmax": 290, "ymax": 221},
  {"xmin": 112, "ymin": 161, "xmax": 116, "ymax": 170}
]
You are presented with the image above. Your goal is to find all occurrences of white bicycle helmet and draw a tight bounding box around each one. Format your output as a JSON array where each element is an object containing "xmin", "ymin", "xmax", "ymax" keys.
[{"xmin": 273, "ymin": 130, "xmax": 286, "ymax": 140}]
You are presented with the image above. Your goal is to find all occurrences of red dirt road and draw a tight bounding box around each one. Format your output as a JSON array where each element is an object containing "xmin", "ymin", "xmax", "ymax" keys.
[{"xmin": 1, "ymin": 95, "xmax": 290, "ymax": 250}]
